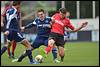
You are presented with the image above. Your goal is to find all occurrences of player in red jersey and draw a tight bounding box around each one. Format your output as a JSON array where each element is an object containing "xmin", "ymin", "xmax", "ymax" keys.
[
  {"xmin": 1, "ymin": 1, "xmax": 17, "ymax": 58},
  {"xmin": 44, "ymin": 8, "xmax": 88, "ymax": 62}
]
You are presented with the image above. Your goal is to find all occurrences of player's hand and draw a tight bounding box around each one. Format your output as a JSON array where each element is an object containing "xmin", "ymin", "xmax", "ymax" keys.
[
  {"xmin": 81, "ymin": 21, "xmax": 88, "ymax": 28},
  {"xmin": 4, "ymin": 31, "xmax": 9, "ymax": 35},
  {"xmin": 1, "ymin": 22, "xmax": 4, "ymax": 27},
  {"xmin": 20, "ymin": 27, "xmax": 25, "ymax": 32}
]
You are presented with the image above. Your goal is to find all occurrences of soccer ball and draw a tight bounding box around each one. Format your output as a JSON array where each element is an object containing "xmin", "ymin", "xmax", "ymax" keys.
[{"xmin": 35, "ymin": 55, "xmax": 44, "ymax": 63}]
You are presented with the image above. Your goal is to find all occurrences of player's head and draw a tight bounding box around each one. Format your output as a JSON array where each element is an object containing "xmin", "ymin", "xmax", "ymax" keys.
[
  {"xmin": 37, "ymin": 9, "xmax": 45, "ymax": 20},
  {"xmin": 59, "ymin": 8, "xmax": 67, "ymax": 19},
  {"xmin": 66, "ymin": 11, "xmax": 70, "ymax": 17},
  {"xmin": 12, "ymin": 1, "xmax": 21, "ymax": 9}
]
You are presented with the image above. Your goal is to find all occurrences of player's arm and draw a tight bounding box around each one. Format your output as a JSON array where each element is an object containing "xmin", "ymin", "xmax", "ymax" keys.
[
  {"xmin": 50, "ymin": 14, "xmax": 57, "ymax": 24},
  {"xmin": 67, "ymin": 20, "xmax": 88, "ymax": 32},
  {"xmin": 19, "ymin": 12, "xmax": 22, "ymax": 28},
  {"xmin": 1, "ymin": 7, "xmax": 6, "ymax": 27},
  {"xmin": 21, "ymin": 20, "xmax": 37, "ymax": 31},
  {"xmin": 24, "ymin": 22, "xmax": 36, "ymax": 29},
  {"xmin": 72, "ymin": 22, "xmax": 88, "ymax": 32},
  {"xmin": 1, "ymin": 15, "xmax": 4, "ymax": 27}
]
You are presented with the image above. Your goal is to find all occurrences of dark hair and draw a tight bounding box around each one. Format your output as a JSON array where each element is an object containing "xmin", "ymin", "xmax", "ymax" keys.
[
  {"xmin": 59, "ymin": 8, "xmax": 67, "ymax": 14},
  {"xmin": 37, "ymin": 9, "xmax": 45, "ymax": 13},
  {"xmin": 13, "ymin": 1, "xmax": 21, "ymax": 6}
]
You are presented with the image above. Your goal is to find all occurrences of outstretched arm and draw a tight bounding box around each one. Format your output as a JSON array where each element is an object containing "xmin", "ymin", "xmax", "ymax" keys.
[
  {"xmin": 20, "ymin": 21, "xmax": 36, "ymax": 32},
  {"xmin": 71, "ymin": 21, "xmax": 88, "ymax": 32}
]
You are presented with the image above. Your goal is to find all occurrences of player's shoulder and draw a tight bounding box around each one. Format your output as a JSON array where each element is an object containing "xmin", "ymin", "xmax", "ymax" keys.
[
  {"xmin": 65, "ymin": 17, "xmax": 70, "ymax": 21},
  {"xmin": 53, "ymin": 13, "xmax": 59, "ymax": 16},
  {"xmin": 46, "ymin": 16, "xmax": 51, "ymax": 19},
  {"xmin": 5, "ymin": 6, "xmax": 11, "ymax": 11},
  {"xmin": 7, "ymin": 7, "xmax": 16, "ymax": 14},
  {"xmin": 45, "ymin": 16, "xmax": 51, "ymax": 20}
]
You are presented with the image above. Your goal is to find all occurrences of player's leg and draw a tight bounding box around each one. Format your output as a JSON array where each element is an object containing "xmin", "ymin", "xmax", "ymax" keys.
[
  {"xmin": 3, "ymin": 34, "xmax": 11, "ymax": 57},
  {"xmin": 16, "ymin": 33, "xmax": 38, "ymax": 64},
  {"xmin": 56, "ymin": 36, "xmax": 65, "ymax": 63},
  {"xmin": 7, "ymin": 41, "xmax": 12, "ymax": 58},
  {"xmin": 45, "ymin": 38, "xmax": 55, "ymax": 54},
  {"xmin": 11, "ymin": 40, "xmax": 17, "ymax": 58},
  {"xmin": 1, "ymin": 40, "xmax": 12, "ymax": 56},
  {"xmin": 6, "ymin": 35, "xmax": 11, "ymax": 57},
  {"xmin": 57, "ymin": 46, "xmax": 65, "ymax": 62},
  {"xmin": 20, "ymin": 39, "xmax": 35, "ymax": 63},
  {"xmin": 44, "ymin": 39, "xmax": 58, "ymax": 61},
  {"xmin": 1, "ymin": 33, "xmax": 12, "ymax": 56},
  {"xmin": 14, "ymin": 38, "xmax": 40, "ymax": 62}
]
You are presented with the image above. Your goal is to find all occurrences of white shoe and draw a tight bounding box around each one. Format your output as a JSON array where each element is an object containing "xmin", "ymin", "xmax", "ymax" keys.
[
  {"xmin": 54, "ymin": 59, "xmax": 60, "ymax": 63},
  {"xmin": 12, "ymin": 58, "xmax": 18, "ymax": 62}
]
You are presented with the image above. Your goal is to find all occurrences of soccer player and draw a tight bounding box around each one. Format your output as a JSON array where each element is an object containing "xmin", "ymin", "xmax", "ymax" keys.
[
  {"xmin": 44, "ymin": 8, "xmax": 88, "ymax": 63},
  {"xmin": 12, "ymin": 9, "xmax": 60, "ymax": 63},
  {"xmin": 1, "ymin": 1, "xmax": 38, "ymax": 64},
  {"xmin": 1, "ymin": 1, "xmax": 17, "ymax": 58}
]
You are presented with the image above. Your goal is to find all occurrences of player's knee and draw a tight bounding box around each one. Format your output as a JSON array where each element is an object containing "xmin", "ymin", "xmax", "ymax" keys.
[
  {"xmin": 59, "ymin": 47, "xmax": 65, "ymax": 57},
  {"xmin": 22, "ymin": 39, "xmax": 29, "ymax": 45},
  {"xmin": 21, "ymin": 39, "xmax": 32, "ymax": 49},
  {"xmin": 8, "ymin": 42, "xmax": 11, "ymax": 47},
  {"xmin": 4, "ymin": 44, "xmax": 8, "ymax": 48},
  {"xmin": 48, "ymin": 39, "xmax": 55, "ymax": 46}
]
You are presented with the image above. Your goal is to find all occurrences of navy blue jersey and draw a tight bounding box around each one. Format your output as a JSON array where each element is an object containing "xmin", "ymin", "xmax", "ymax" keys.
[
  {"xmin": 6, "ymin": 6, "xmax": 20, "ymax": 32},
  {"xmin": 25, "ymin": 16, "xmax": 52, "ymax": 37}
]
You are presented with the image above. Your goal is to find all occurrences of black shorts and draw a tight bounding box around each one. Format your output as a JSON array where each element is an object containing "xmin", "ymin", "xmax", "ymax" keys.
[{"xmin": 49, "ymin": 32, "xmax": 65, "ymax": 47}]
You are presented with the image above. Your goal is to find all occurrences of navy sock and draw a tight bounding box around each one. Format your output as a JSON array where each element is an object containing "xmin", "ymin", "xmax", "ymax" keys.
[
  {"xmin": 1, "ymin": 46, "xmax": 7, "ymax": 56},
  {"xmin": 18, "ymin": 51, "xmax": 27, "ymax": 62},
  {"xmin": 52, "ymin": 47, "xmax": 57, "ymax": 60},
  {"xmin": 26, "ymin": 49, "xmax": 33, "ymax": 62}
]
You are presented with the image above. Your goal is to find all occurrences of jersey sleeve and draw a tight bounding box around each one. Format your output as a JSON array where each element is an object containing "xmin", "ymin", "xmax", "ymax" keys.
[
  {"xmin": 32, "ymin": 19, "xmax": 37, "ymax": 25},
  {"xmin": 24, "ymin": 19, "xmax": 37, "ymax": 29},
  {"xmin": 51, "ymin": 14, "xmax": 56, "ymax": 20},
  {"xmin": 66, "ymin": 19, "xmax": 75, "ymax": 30},
  {"xmin": 1, "ymin": 9, "xmax": 6, "ymax": 17}
]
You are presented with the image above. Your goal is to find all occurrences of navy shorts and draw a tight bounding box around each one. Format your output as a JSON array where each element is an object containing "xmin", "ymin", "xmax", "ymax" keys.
[
  {"xmin": 31, "ymin": 36, "xmax": 48, "ymax": 49},
  {"xmin": 7, "ymin": 31, "xmax": 24, "ymax": 42}
]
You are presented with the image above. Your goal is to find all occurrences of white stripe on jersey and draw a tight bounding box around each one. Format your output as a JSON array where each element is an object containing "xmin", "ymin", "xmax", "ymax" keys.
[
  {"xmin": 17, "ymin": 32, "xmax": 23, "ymax": 38},
  {"xmin": 32, "ymin": 21, "xmax": 36, "ymax": 25},
  {"xmin": 6, "ymin": 6, "xmax": 17, "ymax": 29}
]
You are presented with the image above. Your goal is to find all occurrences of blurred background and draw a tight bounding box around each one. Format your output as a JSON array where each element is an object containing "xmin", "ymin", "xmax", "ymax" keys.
[{"xmin": 1, "ymin": 1, "xmax": 99, "ymax": 43}]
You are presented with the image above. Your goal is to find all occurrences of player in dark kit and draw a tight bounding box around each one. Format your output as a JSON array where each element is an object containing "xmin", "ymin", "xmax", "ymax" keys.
[
  {"xmin": 12, "ymin": 9, "xmax": 60, "ymax": 63},
  {"xmin": 44, "ymin": 8, "xmax": 88, "ymax": 63},
  {"xmin": 1, "ymin": 1, "xmax": 17, "ymax": 59},
  {"xmin": 1, "ymin": 1, "xmax": 38, "ymax": 64}
]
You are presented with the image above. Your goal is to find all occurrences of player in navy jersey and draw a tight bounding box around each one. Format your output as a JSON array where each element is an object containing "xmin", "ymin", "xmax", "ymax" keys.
[
  {"xmin": 12, "ymin": 9, "xmax": 60, "ymax": 63},
  {"xmin": 1, "ymin": 1, "xmax": 17, "ymax": 59},
  {"xmin": 1, "ymin": 1, "xmax": 38, "ymax": 64}
]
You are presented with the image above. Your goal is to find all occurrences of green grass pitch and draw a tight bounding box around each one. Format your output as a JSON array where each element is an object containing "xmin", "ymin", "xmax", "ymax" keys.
[{"xmin": 1, "ymin": 42, "xmax": 99, "ymax": 66}]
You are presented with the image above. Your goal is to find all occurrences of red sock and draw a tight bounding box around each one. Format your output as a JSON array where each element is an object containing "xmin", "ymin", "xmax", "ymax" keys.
[
  {"xmin": 45, "ymin": 45, "xmax": 53, "ymax": 54},
  {"xmin": 7, "ymin": 47, "xmax": 10, "ymax": 56},
  {"xmin": 12, "ymin": 40, "xmax": 17, "ymax": 56}
]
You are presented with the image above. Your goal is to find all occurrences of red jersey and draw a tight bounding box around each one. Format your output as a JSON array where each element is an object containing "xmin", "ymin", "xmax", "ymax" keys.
[{"xmin": 51, "ymin": 13, "xmax": 75, "ymax": 35}]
